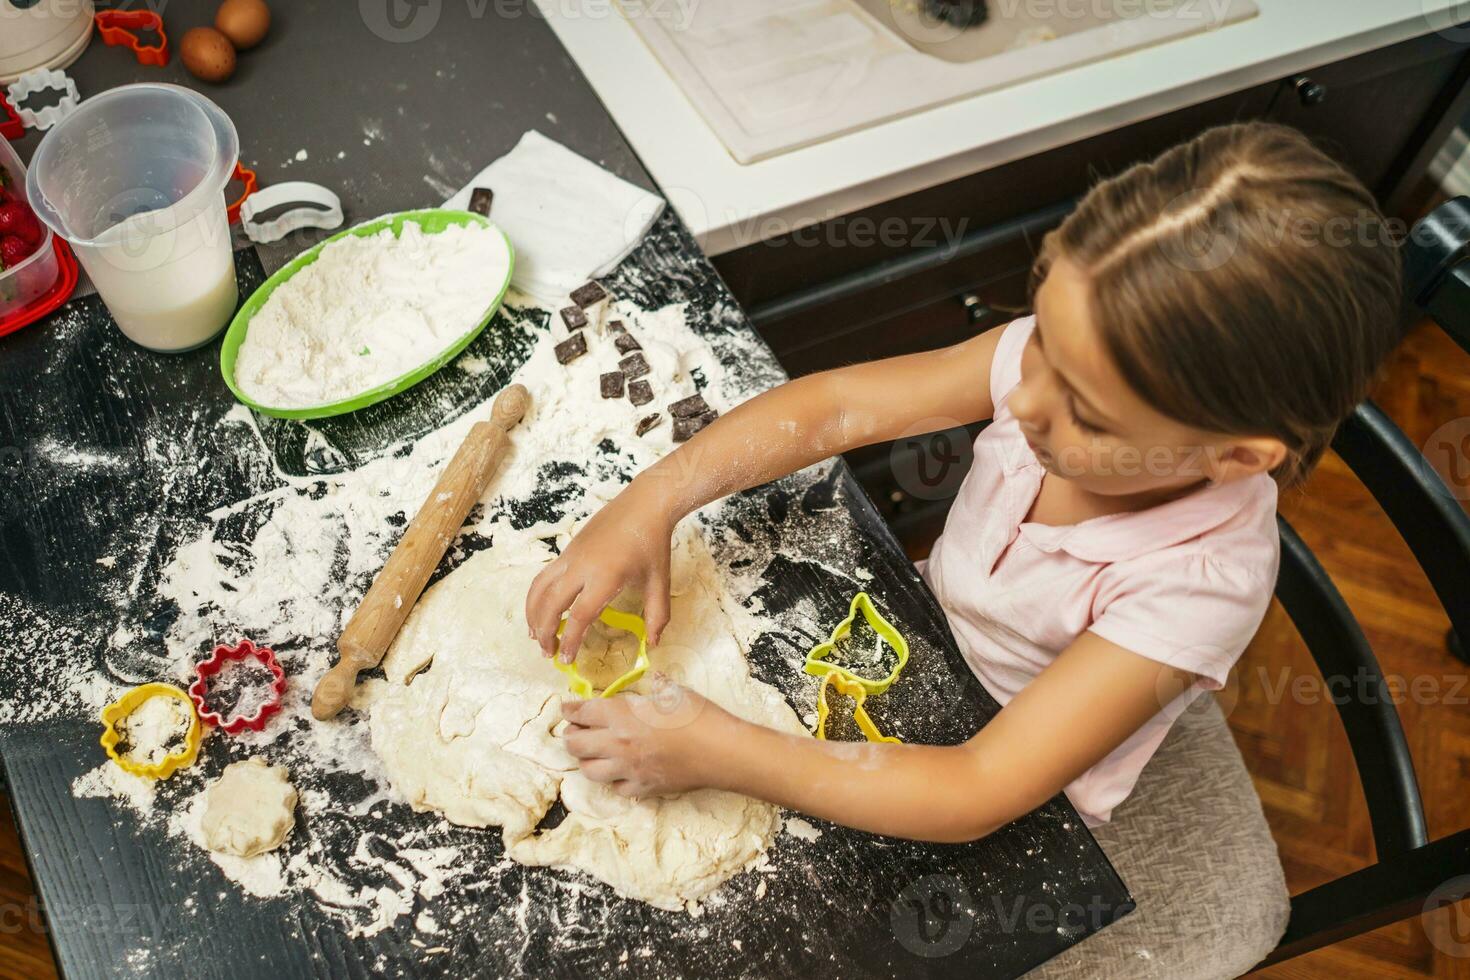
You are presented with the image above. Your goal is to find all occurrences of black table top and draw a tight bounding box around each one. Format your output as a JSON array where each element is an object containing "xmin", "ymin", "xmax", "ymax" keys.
[{"xmin": 0, "ymin": 3, "xmax": 1131, "ymax": 978}]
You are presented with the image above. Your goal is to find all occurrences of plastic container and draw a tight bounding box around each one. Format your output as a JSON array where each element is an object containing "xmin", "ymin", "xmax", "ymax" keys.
[
  {"xmin": 26, "ymin": 84, "xmax": 240, "ymax": 353},
  {"xmin": 0, "ymin": 134, "xmax": 61, "ymax": 321}
]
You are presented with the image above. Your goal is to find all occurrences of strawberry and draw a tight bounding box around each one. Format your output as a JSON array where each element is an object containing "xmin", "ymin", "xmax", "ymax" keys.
[
  {"xmin": 0, "ymin": 202, "xmax": 40, "ymax": 246},
  {"xmin": 0, "ymin": 235, "xmax": 32, "ymax": 270}
]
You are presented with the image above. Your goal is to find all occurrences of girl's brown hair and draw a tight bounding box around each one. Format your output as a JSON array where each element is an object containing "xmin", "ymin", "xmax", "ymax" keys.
[{"xmin": 1032, "ymin": 122, "xmax": 1404, "ymax": 486}]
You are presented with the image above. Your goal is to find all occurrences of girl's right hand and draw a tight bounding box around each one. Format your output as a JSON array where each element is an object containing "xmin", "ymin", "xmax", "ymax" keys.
[{"xmin": 524, "ymin": 490, "xmax": 674, "ymax": 662}]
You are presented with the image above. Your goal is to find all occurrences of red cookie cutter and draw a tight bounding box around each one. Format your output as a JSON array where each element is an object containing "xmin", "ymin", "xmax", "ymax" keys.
[
  {"xmin": 188, "ymin": 638, "xmax": 288, "ymax": 734},
  {"xmin": 94, "ymin": 10, "xmax": 170, "ymax": 68},
  {"xmin": 227, "ymin": 163, "xmax": 258, "ymax": 225},
  {"xmin": 0, "ymin": 93, "xmax": 22, "ymax": 141}
]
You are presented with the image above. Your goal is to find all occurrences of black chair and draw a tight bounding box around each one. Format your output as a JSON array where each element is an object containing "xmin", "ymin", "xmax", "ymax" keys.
[{"xmin": 1258, "ymin": 196, "xmax": 1470, "ymax": 965}]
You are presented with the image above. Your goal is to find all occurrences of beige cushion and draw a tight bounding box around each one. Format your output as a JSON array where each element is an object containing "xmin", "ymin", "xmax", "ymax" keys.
[{"xmin": 1027, "ymin": 694, "xmax": 1290, "ymax": 979}]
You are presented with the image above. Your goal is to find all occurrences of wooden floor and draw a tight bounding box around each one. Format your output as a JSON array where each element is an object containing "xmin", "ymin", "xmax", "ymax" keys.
[{"xmin": 3, "ymin": 332, "xmax": 1469, "ymax": 980}]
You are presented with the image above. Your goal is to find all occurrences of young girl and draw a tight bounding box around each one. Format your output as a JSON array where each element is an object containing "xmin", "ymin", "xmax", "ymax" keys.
[{"xmin": 524, "ymin": 122, "xmax": 1404, "ymax": 840}]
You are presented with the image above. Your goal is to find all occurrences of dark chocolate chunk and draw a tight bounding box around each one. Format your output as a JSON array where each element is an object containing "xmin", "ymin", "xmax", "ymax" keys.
[
  {"xmin": 600, "ymin": 371, "xmax": 625, "ymax": 399},
  {"xmin": 559, "ymin": 306, "xmax": 588, "ymax": 331},
  {"xmin": 607, "ymin": 319, "xmax": 627, "ymax": 334},
  {"xmin": 570, "ymin": 281, "xmax": 608, "ymax": 308},
  {"xmin": 672, "ymin": 410, "xmax": 719, "ymax": 442},
  {"xmin": 635, "ymin": 414, "xmax": 662, "ymax": 436},
  {"xmin": 555, "ymin": 333, "xmax": 588, "ymax": 364},
  {"xmin": 614, "ymin": 333, "xmax": 642, "ymax": 355},
  {"xmin": 668, "ymin": 393, "xmax": 710, "ymax": 418},
  {"xmin": 468, "ymin": 187, "xmax": 494, "ymax": 217},
  {"xmin": 628, "ymin": 379, "xmax": 654, "ymax": 407},
  {"xmin": 619, "ymin": 352, "xmax": 651, "ymax": 381}
]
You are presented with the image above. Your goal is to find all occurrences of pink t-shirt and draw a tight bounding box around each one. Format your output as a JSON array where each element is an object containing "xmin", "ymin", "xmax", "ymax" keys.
[{"xmin": 921, "ymin": 315, "xmax": 1279, "ymax": 826}]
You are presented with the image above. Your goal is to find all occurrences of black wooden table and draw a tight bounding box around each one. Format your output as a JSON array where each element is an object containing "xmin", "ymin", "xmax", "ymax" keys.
[{"xmin": 0, "ymin": 3, "xmax": 1131, "ymax": 977}]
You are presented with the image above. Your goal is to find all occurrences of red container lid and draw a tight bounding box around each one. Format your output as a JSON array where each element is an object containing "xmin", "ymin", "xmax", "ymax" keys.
[{"xmin": 0, "ymin": 237, "xmax": 79, "ymax": 339}]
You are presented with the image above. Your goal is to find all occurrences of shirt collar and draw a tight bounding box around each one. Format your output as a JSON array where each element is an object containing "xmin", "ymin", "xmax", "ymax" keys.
[{"xmin": 1016, "ymin": 468, "xmax": 1275, "ymax": 564}]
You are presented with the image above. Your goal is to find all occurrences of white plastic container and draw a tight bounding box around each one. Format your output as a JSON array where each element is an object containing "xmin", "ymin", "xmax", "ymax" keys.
[
  {"xmin": 0, "ymin": 134, "xmax": 60, "ymax": 320},
  {"xmin": 26, "ymin": 84, "xmax": 240, "ymax": 353}
]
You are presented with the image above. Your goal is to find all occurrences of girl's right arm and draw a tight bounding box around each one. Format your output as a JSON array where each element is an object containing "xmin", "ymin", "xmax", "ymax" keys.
[{"xmin": 525, "ymin": 324, "xmax": 1010, "ymax": 659}]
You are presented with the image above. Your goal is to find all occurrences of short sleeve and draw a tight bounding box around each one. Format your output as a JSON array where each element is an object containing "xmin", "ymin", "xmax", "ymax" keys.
[
  {"xmin": 1088, "ymin": 552, "xmax": 1273, "ymax": 689},
  {"xmin": 989, "ymin": 315, "xmax": 1037, "ymax": 413}
]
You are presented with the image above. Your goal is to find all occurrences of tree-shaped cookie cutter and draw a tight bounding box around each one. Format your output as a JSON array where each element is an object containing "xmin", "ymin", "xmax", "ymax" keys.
[
  {"xmin": 554, "ymin": 608, "xmax": 650, "ymax": 699},
  {"xmin": 188, "ymin": 638, "xmax": 288, "ymax": 734},
  {"xmin": 99, "ymin": 684, "xmax": 204, "ymax": 780},
  {"xmin": 94, "ymin": 9, "xmax": 170, "ymax": 68},
  {"xmin": 803, "ymin": 592, "xmax": 910, "ymax": 695},
  {"xmin": 814, "ymin": 672, "xmax": 901, "ymax": 744}
]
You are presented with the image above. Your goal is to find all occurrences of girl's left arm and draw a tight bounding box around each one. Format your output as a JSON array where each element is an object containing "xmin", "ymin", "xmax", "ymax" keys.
[{"xmin": 561, "ymin": 632, "xmax": 1198, "ymax": 842}]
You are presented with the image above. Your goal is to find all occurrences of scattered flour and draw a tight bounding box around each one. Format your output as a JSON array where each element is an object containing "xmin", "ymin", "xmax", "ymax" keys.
[
  {"xmin": 233, "ymin": 222, "xmax": 512, "ymax": 409},
  {"xmin": 116, "ymin": 694, "xmax": 192, "ymax": 767}
]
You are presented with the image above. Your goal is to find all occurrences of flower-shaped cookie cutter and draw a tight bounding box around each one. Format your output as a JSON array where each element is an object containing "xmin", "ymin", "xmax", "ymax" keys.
[
  {"xmin": 94, "ymin": 9, "xmax": 170, "ymax": 67},
  {"xmin": 554, "ymin": 608, "xmax": 650, "ymax": 699},
  {"xmin": 5, "ymin": 69, "xmax": 81, "ymax": 132},
  {"xmin": 803, "ymin": 592, "xmax": 910, "ymax": 695},
  {"xmin": 99, "ymin": 684, "xmax": 204, "ymax": 780},
  {"xmin": 814, "ymin": 672, "xmax": 901, "ymax": 744},
  {"xmin": 188, "ymin": 638, "xmax": 288, "ymax": 734}
]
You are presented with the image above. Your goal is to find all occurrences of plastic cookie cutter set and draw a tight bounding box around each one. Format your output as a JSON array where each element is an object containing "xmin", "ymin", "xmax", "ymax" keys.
[
  {"xmin": 5, "ymin": 69, "xmax": 80, "ymax": 132},
  {"xmin": 805, "ymin": 592, "xmax": 911, "ymax": 743},
  {"xmin": 238, "ymin": 181, "xmax": 345, "ymax": 244},
  {"xmin": 188, "ymin": 638, "xmax": 288, "ymax": 734},
  {"xmin": 99, "ymin": 684, "xmax": 205, "ymax": 780},
  {"xmin": 94, "ymin": 9, "xmax": 170, "ymax": 67},
  {"xmin": 553, "ymin": 608, "xmax": 651, "ymax": 699}
]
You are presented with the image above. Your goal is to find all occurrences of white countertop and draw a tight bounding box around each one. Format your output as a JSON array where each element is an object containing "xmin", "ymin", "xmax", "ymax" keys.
[{"xmin": 539, "ymin": 1, "xmax": 1467, "ymax": 257}]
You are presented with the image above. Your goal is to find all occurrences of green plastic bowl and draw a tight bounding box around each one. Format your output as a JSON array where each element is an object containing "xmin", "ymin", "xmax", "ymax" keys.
[{"xmin": 220, "ymin": 209, "xmax": 515, "ymax": 420}]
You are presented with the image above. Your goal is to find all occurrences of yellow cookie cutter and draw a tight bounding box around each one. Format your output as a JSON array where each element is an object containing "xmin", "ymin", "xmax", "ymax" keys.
[
  {"xmin": 553, "ymin": 608, "xmax": 650, "ymax": 699},
  {"xmin": 99, "ymin": 683, "xmax": 204, "ymax": 780},
  {"xmin": 814, "ymin": 672, "xmax": 901, "ymax": 744},
  {"xmin": 803, "ymin": 592, "xmax": 910, "ymax": 696}
]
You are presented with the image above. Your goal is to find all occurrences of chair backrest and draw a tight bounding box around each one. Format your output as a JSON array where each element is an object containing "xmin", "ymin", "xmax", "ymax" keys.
[{"xmin": 1263, "ymin": 196, "xmax": 1470, "ymax": 963}]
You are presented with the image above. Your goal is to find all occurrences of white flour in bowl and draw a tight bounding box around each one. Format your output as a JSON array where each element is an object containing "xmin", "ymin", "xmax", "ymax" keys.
[{"xmin": 233, "ymin": 221, "xmax": 511, "ymax": 409}]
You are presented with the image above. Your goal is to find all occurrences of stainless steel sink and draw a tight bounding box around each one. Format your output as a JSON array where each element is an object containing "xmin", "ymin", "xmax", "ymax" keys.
[{"xmin": 619, "ymin": 0, "xmax": 1259, "ymax": 163}]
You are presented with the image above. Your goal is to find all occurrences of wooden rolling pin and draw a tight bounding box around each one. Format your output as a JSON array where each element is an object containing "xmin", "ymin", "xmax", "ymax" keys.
[{"xmin": 311, "ymin": 384, "xmax": 531, "ymax": 720}]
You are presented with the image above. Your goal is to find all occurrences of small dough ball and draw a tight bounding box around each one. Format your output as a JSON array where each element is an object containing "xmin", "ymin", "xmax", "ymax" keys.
[
  {"xmin": 180, "ymin": 27, "xmax": 237, "ymax": 84},
  {"xmin": 215, "ymin": 0, "xmax": 271, "ymax": 50},
  {"xmin": 201, "ymin": 757, "xmax": 297, "ymax": 858}
]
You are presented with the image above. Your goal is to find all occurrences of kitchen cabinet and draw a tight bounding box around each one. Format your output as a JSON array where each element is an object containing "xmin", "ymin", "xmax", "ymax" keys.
[{"xmin": 712, "ymin": 28, "xmax": 1470, "ymax": 548}]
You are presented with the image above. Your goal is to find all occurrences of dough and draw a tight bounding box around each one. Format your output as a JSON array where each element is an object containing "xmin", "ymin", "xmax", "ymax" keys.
[
  {"xmin": 369, "ymin": 525, "xmax": 806, "ymax": 911},
  {"xmin": 201, "ymin": 758, "xmax": 298, "ymax": 857}
]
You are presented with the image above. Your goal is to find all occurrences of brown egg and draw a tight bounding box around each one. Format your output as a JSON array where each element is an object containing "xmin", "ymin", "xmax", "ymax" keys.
[
  {"xmin": 180, "ymin": 27, "xmax": 237, "ymax": 84},
  {"xmin": 215, "ymin": 0, "xmax": 271, "ymax": 50}
]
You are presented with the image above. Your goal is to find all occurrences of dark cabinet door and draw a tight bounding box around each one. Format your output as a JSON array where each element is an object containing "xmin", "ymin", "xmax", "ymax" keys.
[{"xmin": 1267, "ymin": 31, "xmax": 1470, "ymax": 196}]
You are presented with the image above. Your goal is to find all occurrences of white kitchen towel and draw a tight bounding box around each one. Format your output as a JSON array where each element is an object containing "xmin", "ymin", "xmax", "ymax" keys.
[{"xmin": 444, "ymin": 130, "xmax": 665, "ymax": 303}]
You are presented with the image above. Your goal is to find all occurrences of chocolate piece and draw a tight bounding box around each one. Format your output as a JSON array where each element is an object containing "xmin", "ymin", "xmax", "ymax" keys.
[
  {"xmin": 607, "ymin": 319, "xmax": 627, "ymax": 334},
  {"xmin": 619, "ymin": 352, "xmax": 651, "ymax": 381},
  {"xmin": 614, "ymin": 333, "xmax": 642, "ymax": 355},
  {"xmin": 554, "ymin": 333, "xmax": 588, "ymax": 364},
  {"xmin": 669, "ymin": 393, "xmax": 710, "ymax": 418},
  {"xmin": 468, "ymin": 187, "xmax": 494, "ymax": 217},
  {"xmin": 627, "ymin": 379, "xmax": 654, "ymax": 407},
  {"xmin": 673, "ymin": 410, "xmax": 718, "ymax": 443},
  {"xmin": 559, "ymin": 306, "xmax": 588, "ymax": 331},
  {"xmin": 635, "ymin": 414, "xmax": 662, "ymax": 436},
  {"xmin": 600, "ymin": 371, "xmax": 625, "ymax": 399},
  {"xmin": 571, "ymin": 281, "xmax": 608, "ymax": 308}
]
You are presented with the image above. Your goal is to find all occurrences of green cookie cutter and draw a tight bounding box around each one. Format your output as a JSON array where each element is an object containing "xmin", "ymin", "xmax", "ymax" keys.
[
  {"xmin": 803, "ymin": 592, "xmax": 909, "ymax": 696},
  {"xmin": 554, "ymin": 607, "xmax": 650, "ymax": 699}
]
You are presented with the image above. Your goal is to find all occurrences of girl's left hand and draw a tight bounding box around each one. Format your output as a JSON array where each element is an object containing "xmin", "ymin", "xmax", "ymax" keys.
[{"xmin": 560, "ymin": 678, "xmax": 735, "ymax": 798}]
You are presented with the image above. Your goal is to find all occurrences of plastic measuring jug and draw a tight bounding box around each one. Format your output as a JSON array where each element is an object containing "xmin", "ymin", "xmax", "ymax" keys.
[{"xmin": 26, "ymin": 84, "xmax": 240, "ymax": 352}]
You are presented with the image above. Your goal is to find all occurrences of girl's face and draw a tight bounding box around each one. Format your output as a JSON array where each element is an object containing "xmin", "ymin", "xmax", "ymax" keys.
[{"xmin": 1009, "ymin": 255, "xmax": 1285, "ymax": 499}]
